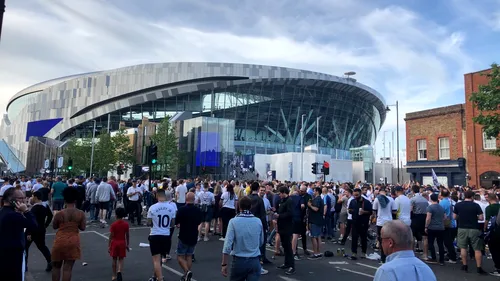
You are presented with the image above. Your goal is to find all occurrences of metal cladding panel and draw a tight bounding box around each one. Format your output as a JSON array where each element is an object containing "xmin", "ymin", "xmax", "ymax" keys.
[{"xmin": 25, "ymin": 118, "xmax": 63, "ymax": 141}]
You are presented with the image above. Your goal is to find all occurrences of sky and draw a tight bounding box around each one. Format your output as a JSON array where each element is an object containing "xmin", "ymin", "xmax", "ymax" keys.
[{"xmin": 0, "ymin": 0, "xmax": 499, "ymax": 163}]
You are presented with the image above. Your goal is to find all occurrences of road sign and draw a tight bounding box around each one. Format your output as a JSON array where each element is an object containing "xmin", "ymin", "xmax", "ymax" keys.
[
  {"xmin": 57, "ymin": 156, "xmax": 64, "ymax": 168},
  {"xmin": 44, "ymin": 159, "xmax": 50, "ymax": 169},
  {"xmin": 39, "ymin": 168, "xmax": 45, "ymax": 174}
]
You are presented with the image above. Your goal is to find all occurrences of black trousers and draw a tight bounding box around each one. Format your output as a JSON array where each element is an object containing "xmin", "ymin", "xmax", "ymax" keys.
[
  {"xmin": 26, "ymin": 232, "xmax": 51, "ymax": 265},
  {"xmin": 279, "ymin": 232, "xmax": 294, "ymax": 269},
  {"xmin": 220, "ymin": 207, "xmax": 236, "ymax": 238},
  {"xmin": 376, "ymin": 226, "xmax": 386, "ymax": 262},
  {"xmin": 489, "ymin": 236, "xmax": 500, "ymax": 271},
  {"xmin": 351, "ymin": 222, "xmax": 368, "ymax": 255},
  {"xmin": 260, "ymin": 228, "xmax": 268, "ymax": 260},
  {"xmin": 0, "ymin": 248, "xmax": 24, "ymax": 281},
  {"xmin": 427, "ymin": 229, "xmax": 445, "ymax": 263},
  {"xmin": 341, "ymin": 220, "xmax": 353, "ymax": 244},
  {"xmin": 444, "ymin": 227, "xmax": 457, "ymax": 261},
  {"xmin": 128, "ymin": 200, "xmax": 142, "ymax": 224}
]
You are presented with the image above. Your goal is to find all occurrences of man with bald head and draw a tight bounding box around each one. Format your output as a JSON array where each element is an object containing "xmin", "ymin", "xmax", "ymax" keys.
[
  {"xmin": 374, "ymin": 220, "xmax": 436, "ymax": 281},
  {"xmin": 176, "ymin": 192, "xmax": 202, "ymax": 281}
]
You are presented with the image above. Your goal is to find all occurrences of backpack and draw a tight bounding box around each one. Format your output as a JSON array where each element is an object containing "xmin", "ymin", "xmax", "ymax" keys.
[{"xmin": 485, "ymin": 205, "xmax": 500, "ymax": 243}]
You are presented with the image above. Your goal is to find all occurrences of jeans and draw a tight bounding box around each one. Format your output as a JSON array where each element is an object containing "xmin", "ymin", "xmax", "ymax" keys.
[
  {"xmin": 90, "ymin": 203, "xmax": 99, "ymax": 221},
  {"xmin": 260, "ymin": 229, "xmax": 268, "ymax": 260},
  {"xmin": 351, "ymin": 222, "xmax": 368, "ymax": 255},
  {"xmin": 279, "ymin": 232, "xmax": 294, "ymax": 269},
  {"xmin": 427, "ymin": 229, "xmax": 445, "ymax": 263},
  {"xmin": 106, "ymin": 199, "xmax": 115, "ymax": 219},
  {"xmin": 26, "ymin": 232, "xmax": 51, "ymax": 266},
  {"xmin": 444, "ymin": 227, "xmax": 457, "ymax": 261},
  {"xmin": 230, "ymin": 256, "xmax": 261, "ymax": 281},
  {"xmin": 323, "ymin": 212, "xmax": 334, "ymax": 238}
]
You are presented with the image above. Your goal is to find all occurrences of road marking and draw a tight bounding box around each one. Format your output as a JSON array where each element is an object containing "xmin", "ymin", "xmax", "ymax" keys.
[
  {"xmin": 329, "ymin": 261, "xmax": 349, "ymax": 265},
  {"xmin": 335, "ymin": 267, "xmax": 374, "ymax": 278},
  {"xmin": 279, "ymin": 276, "xmax": 301, "ymax": 281},
  {"xmin": 46, "ymin": 231, "xmax": 94, "ymax": 236},
  {"xmin": 84, "ymin": 230, "xmax": 197, "ymax": 281},
  {"xmin": 356, "ymin": 262, "xmax": 378, "ymax": 270}
]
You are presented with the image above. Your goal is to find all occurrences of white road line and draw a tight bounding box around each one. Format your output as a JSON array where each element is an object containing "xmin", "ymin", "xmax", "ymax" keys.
[
  {"xmin": 71, "ymin": 230, "xmax": 197, "ymax": 281},
  {"xmin": 335, "ymin": 267, "xmax": 374, "ymax": 278},
  {"xmin": 356, "ymin": 262, "xmax": 379, "ymax": 270},
  {"xmin": 329, "ymin": 261, "xmax": 349, "ymax": 265}
]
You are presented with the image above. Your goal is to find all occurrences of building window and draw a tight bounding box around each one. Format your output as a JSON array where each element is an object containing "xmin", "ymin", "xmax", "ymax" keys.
[
  {"xmin": 483, "ymin": 131, "xmax": 497, "ymax": 150},
  {"xmin": 438, "ymin": 137, "xmax": 450, "ymax": 160},
  {"xmin": 417, "ymin": 139, "xmax": 427, "ymax": 160}
]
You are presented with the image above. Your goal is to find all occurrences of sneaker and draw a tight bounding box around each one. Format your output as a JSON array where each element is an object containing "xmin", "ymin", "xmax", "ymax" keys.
[
  {"xmin": 446, "ymin": 259, "xmax": 457, "ymax": 264},
  {"xmin": 489, "ymin": 271, "xmax": 500, "ymax": 277},
  {"xmin": 148, "ymin": 277, "xmax": 158, "ymax": 281},
  {"xmin": 461, "ymin": 265, "xmax": 468, "ymax": 272},
  {"xmin": 186, "ymin": 271, "xmax": 193, "ymax": 281},
  {"xmin": 307, "ymin": 254, "xmax": 320, "ymax": 260},
  {"xmin": 260, "ymin": 268, "xmax": 269, "ymax": 275},
  {"xmin": 349, "ymin": 255, "xmax": 358, "ymax": 260},
  {"xmin": 285, "ymin": 267, "xmax": 296, "ymax": 275},
  {"xmin": 294, "ymin": 254, "xmax": 301, "ymax": 261},
  {"xmin": 277, "ymin": 264, "xmax": 288, "ymax": 269},
  {"xmin": 197, "ymin": 236, "xmax": 202, "ymax": 242},
  {"xmin": 117, "ymin": 272, "xmax": 123, "ymax": 281},
  {"xmin": 219, "ymin": 237, "xmax": 225, "ymax": 241},
  {"xmin": 204, "ymin": 236, "xmax": 209, "ymax": 242},
  {"xmin": 477, "ymin": 267, "xmax": 488, "ymax": 275},
  {"xmin": 165, "ymin": 255, "xmax": 172, "ymax": 260}
]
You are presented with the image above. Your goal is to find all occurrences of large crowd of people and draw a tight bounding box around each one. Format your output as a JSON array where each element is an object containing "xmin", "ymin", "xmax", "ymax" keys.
[{"xmin": 0, "ymin": 174, "xmax": 499, "ymax": 281}]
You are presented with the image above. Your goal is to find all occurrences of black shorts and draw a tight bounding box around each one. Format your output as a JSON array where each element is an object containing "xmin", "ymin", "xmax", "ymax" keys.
[
  {"xmin": 149, "ymin": 235, "xmax": 171, "ymax": 256},
  {"xmin": 52, "ymin": 199, "xmax": 64, "ymax": 211},
  {"xmin": 411, "ymin": 214, "xmax": 427, "ymax": 241},
  {"xmin": 292, "ymin": 221, "xmax": 305, "ymax": 234},
  {"xmin": 99, "ymin": 201, "xmax": 110, "ymax": 210}
]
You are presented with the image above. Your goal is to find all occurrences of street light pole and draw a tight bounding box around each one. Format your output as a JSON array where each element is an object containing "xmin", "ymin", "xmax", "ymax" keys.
[
  {"xmin": 0, "ymin": 0, "xmax": 5, "ymax": 43},
  {"xmin": 386, "ymin": 101, "xmax": 400, "ymax": 184},
  {"xmin": 89, "ymin": 120, "xmax": 96, "ymax": 177},
  {"xmin": 301, "ymin": 114, "xmax": 305, "ymax": 182}
]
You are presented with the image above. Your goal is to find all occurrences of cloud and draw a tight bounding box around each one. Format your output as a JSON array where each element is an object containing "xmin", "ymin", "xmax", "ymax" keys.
[{"xmin": 0, "ymin": 0, "xmax": 482, "ymax": 164}]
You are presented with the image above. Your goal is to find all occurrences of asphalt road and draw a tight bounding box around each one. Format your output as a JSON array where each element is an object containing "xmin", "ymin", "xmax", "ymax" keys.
[{"xmin": 26, "ymin": 223, "xmax": 499, "ymax": 281}]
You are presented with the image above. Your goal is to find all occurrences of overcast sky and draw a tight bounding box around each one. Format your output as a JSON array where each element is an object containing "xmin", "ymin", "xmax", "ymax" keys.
[{"xmin": 0, "ymin": 0, "xmax": 499, "ymax": 162}]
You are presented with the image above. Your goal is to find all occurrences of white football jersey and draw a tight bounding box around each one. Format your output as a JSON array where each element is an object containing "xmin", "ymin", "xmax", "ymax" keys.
[{"xmin": 147, "ymin": 201, "xmax": 177, "ymax": 236}]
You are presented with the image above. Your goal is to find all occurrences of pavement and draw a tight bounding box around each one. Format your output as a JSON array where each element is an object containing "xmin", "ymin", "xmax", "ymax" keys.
[{"xmin": 26, "ymin": 223, "xmax": 500, "ymax": 281}]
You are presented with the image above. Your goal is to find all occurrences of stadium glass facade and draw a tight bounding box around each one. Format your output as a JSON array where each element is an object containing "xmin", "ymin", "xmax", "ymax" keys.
[{"xmin": 0, "ymin": 62, "xmax": 387, "ymax": 174}]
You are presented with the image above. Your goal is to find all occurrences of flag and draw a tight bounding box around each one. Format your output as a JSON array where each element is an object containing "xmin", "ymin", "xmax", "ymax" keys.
[{"xmin": 431, "ymin": 169, "xmax": 439, "ymax": 187}]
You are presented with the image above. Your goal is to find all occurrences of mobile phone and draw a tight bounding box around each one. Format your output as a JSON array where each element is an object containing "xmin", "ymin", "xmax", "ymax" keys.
[{"xmin": 10, "ymin": 200, "xmax": 17, "ymax": 209}]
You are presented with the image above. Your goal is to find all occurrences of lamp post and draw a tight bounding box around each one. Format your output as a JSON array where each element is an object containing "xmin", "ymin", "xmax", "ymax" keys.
[
  {"xmin": 89, "ymin": 120, "xmax": 96, "ymax": 177},
  {"xmin": 386, "ymin": 101, "xmax": 400, "ymax": 183},
  {"xmin": 0, "ymin": 0, "xmax": 5, "ymax": 42},
  {"xmin": 300, "ymin": 114, "xmax": 305, "ymax": 182}
]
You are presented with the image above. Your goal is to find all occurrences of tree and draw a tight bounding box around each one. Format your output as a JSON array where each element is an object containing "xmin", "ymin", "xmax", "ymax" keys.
[
  {"xmin": 469, "ymin": 63, "xmax": 500, "ymax": 156},
  {"xmin": 63, "ymin": 138, "xmax": 92, "ymax": 174},
  {"xmin": 112, "ymin": 129, "xmax": 135, "ymax": 172},
  {"xmin": 93, "ymin": 131, "xmax": 116, "ymax": 176},
  {"xmin": 150, "ymin": 116, "xmax": 180, "ymax": 178}
]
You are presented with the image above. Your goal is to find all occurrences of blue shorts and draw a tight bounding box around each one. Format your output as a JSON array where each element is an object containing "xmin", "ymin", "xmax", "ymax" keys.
[
  {"xmin": 177, "ymin": 240, "xmax": 195, "ymax": 256},
  {"xmin": 310, "ymin": 224, "xmax": 322, "ymax": 238}
]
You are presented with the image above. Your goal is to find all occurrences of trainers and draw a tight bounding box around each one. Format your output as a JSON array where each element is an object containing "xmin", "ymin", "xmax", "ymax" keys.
[
  {"xmin": 461, "ymin": 265, "xmax": 468, "ymax": 272},
  {"xmin": 116, "ymin": 272, "xmax": 123, "ymax": 281},
  {"xmin": 204, "ymin": 236, "xmax": 209, "ymax": 242},
  {"xmin": 285, "ymin": 267, "xmax": 296, "ymax": 275},
  {"xmin": 489, "ymin": 271, "xmax": 500, "ymax": 277},
  {"xmin": 446, "ymin": 259, "xmax": 457, "ymax": 264},
  {"xmin": 260, "ymin": 268, "xmax": 269, "ymax": 275},
  {"xmin": 294, "ymin": 254, "xmax": 301, "ymax": 261},
  {"xmin": 185, "ymin": 271, "xmax": 193, "ymax": 281},
  {"xmin": 277, "ymin": 264, "xmax": 288, "ymax": 269},
  {"xmin": 197, "ymin": 236, "xmax": 202, "ymax": 242},
  {"xmin": 165, "ymin": 255, "xmax": 172, "ymax": 260},
  {"xmin": 219, "ymin": 237, "xmax": 225, "ymax": 241}
]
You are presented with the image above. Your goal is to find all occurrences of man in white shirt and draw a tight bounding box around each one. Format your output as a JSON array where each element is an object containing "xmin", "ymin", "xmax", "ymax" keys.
[
  {"xmin": 372, "ymin": 186, "xmax": 397, "ymax": 263},
  {"xmin": 32, "ymin": 178, "xmax": 43, "ymax": 193},
  {"xmin": 394, "ymin": 186, "xmax": 412, "ymax": 226},
  {"xmin": 127, "ymin": 179, "xmax": 143, "ymax": 226},
  {"xmin": 147, "ymin": 190, "xmax": 177, "ymax": 281},
  {"xmin": 0, "ymin": 178, "xmax": 14, "ymax": 200},
  {"xmin": 176, "ymin": 180, "xmax": 188, "ymax": 209},
  {"xmin": 95, "ymin": 177, "xmax": 116, "ymax": 224}
]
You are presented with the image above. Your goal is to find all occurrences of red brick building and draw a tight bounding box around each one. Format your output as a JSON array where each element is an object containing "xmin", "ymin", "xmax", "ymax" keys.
[
  {"xmin": 405, "ymin": 104, "xmax": 467, "ymax": 187},
  {"xmin": 464, "ymin": 69, "xmax": 500, "ymax": 188}
]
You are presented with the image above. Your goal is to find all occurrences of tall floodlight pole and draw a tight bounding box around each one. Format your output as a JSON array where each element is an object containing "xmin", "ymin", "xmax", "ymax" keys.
[
  {"xmin": 316, "ymin": 116, "xmax": 322, "ymax": 154},
  {"xmin": 383, "ymin": 131, "xmax": 387, "ymax": 185},
  {"xmin": 386, "ymin": 101, "xmax": 400, "ymax": 183},
  {"xmin": 0, "ymin": 0, "xmax": 5, "ymax": 43},
  {"xmin": 300, "ymin": 114, "xmax": 305, "ymax": 182},
  {"xmin": 89, "ymin": 120, "xmax": 96, "ymax": 177}
]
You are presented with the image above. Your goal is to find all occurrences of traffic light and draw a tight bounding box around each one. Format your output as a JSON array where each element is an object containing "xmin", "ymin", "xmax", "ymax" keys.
[
  {"xmin": 150, "ymin": 144, "xmax": 158, "ymax": 165},
  {"xmin": 311, "ymin": 162, "xmax": 318, "ymax": 174},
  {"xmin": 67, "ymin": 158, "xmax": 73, "ymax": 170},
  {"xmin": 322, "ymin": 161, "xmax": 330, "ymax": 175}
]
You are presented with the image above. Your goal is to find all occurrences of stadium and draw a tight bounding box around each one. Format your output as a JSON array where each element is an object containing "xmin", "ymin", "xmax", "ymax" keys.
[{"xmin": 0, "ymin": 62, "xmax": 387, "ymax": 176}]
